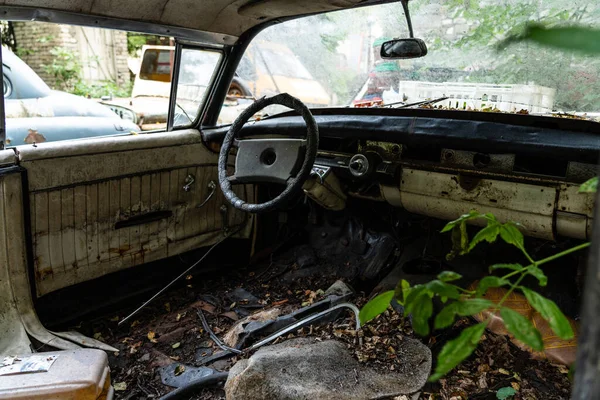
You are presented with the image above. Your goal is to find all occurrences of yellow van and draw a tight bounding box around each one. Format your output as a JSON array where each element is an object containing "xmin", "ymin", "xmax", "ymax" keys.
[{"xmin": 125, "ymin": 42, "xmax": 330, "ymax": 128}]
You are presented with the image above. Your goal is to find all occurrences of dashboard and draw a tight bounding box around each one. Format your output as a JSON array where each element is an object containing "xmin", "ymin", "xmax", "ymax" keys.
[{"xmin": 203, "ymin": 108, "xmax": 599, "ymax": 241}]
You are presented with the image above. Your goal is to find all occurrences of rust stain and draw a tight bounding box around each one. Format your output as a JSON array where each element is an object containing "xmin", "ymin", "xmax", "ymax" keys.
[
  {"xmin": 24, "ymin": 129, "xmax": 47, "ymax": 144},
  {"xmin": 109, "ymin": 245, "xmax": 132, "ymax": 257},
  {"xmin": 36, "ymin": 267, "xmax": 54, "ymax": 281}
]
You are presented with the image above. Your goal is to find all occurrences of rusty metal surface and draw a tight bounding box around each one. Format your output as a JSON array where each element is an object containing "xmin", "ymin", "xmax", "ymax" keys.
[
  {"xmin": 17, "ymin": 129, "xmax": 253, "ymax": 296},
  {"xmin": 30, "ymin": 165, "xmax": 251, "ymax": 296}
]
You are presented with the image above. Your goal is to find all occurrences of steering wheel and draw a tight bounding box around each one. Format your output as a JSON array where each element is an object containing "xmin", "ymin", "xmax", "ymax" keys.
[{"xmin": 218, "ymin": 93, "xmax": 319, "ymax": 213}]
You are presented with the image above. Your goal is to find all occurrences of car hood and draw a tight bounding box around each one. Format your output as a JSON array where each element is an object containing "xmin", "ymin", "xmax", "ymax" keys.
[{"xmin": 5, "ymin": 91, "xmax": 120, "ymax": 119}]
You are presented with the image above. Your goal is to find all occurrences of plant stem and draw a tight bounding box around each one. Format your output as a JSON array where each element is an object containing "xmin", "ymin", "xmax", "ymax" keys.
[
  {"xmin": 536, "ymin": 242, "xmax": 590, "ymax": 267},
  {"xmin": 496, "ymin": 274, "xmax": 526, "ymax": 308},
  {"xmin": 501, "ymin": 242, "xmax": 590, "ymax": 280}
]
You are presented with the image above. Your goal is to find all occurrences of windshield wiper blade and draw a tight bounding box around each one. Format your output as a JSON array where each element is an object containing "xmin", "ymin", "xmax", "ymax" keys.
[{"xmin": 395, "ymin": 96, "xmax": 449, "ymax": 109}]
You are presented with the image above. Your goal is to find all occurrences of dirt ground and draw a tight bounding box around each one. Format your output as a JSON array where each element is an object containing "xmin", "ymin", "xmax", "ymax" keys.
[{"xmin": 78, "ymin": 249, "xmax": 572, "ymax": 400}]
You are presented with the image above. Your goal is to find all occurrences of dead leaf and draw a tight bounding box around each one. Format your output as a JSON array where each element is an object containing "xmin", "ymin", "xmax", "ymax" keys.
[
  {"xmin": 129, "ymin": 341, "xmax": 142, "ymax": 354},
  {"xmin": 176, "ymin": 313, "xmax": 182, "ymax": 322},
  {"xmin": 172, "ymin": 342, "xmax": 181, "ymax": 349},
  {"xmin": 191, "ymin": 301, "xmax": 216, "ymax": 314},
  {"xmin": 220, "ymin": 311, "xmax": 239, "ymax": 321},
  {"xmin": 165, "ymin": 303, "xmax": 171, "ymax": 312},
  {"xmin": 114, "ymin": 382, "xmax": 127, "ymax": 391},
  {"xmin": 110, "ymin": 316, "xmax": 120, "ymax": 322},
  {"xmin": 185, "ymin": 274, "xmax": 193, "ymax": 280},
  {"xmin": 174, "ymin": 365, "xmax": 185, "ymax": 376},
  {"xmin": 131, "ymin": 320, "xmax": 140, "ymax": 328},
  {"xmin": 272, "ymin": 299, "xmax": 289, "ymax": 306},
  {"xmin": 147, "ymin": 331, "xmax": 158, "ymax": 343},
  {"xmin": 511, "ymin": 382, "xmax": 520, "ymax": 391}
]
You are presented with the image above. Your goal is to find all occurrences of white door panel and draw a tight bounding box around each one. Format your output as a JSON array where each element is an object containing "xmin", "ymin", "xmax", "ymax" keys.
[{"xmin": 18, "ymin": 130, "xmax": 252, "ymax": 296}]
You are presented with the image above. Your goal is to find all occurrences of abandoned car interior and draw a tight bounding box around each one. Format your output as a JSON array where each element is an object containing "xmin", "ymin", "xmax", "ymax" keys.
[{"xmin": 0, "ymin": 0, "xmax": 599, "ymax": 399}]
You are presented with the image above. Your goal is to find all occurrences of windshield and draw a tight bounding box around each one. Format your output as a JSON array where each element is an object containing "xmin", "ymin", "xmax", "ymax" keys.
[{"xmin": 218, "ymin": 0, "xmax": 600, "ymax": 124}]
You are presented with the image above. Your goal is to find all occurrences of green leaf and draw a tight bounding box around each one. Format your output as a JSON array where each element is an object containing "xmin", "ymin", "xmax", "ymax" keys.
[
  {"xmin": 447, "ymin": 221, "xmax": 470, "ymax": 261},
  {"xmin": 438, "ymin": 271, "xmax": 462, "ymax": 282},
  {"xmin": 496, "ymin": 386, "xmax": 517, "ymax": 400},
  {"xmin": 359, "ymin": 291, "xmax": 394, "ymax": 325},
  {"xmin": 476, "ymin": 276, "xmax": 509, "ymax": 296},
  {"xmin": 521, "ymin": 288, "xmax": 574, "ymax": 340},
  {"xmin": 469, "ymin": 221, "xmax": 501, "ymax": 251},
  {"xmin": 434, "ymin": 298, "xmax": 493, "ymax": 330},
  {"xmin": 499, "ymin": 223, "xmax": 525, "ymax": 250},
  {"xmin": 396, "ymin": 279, "xmax": 411, "ymax": 305},
  {"xmin": 455, "ymin": 298, "xmax": 494, "ymax": 316},
  {"xmin": 500, "ymin": 307, "xmax": 543, "ymax": 351},
  {"xmin": 403, "ymin": 285, "xmax": 427, "ymax": 311},
  {"xmin": 489, "ymin": 263, "xmax": 524, "ymax": 273},
  {"xmin": 429, "ymin": 322, "xmax": 487, "ymax": 381},
  {"xmin": 526, "ymin": 265, "xmax": 548, "ymax": 287},
  {"xmin": 426, "ymin": 280, "xmax": 460, "ymax": 300},
  {"xmin": 579, "ymin": 177, "xmax": 598, "ymax": 193},
  {"xmin": 434, "ymin": 303, "xmax": 458, "ymax": 330},
  {"xmin": 441, "ymin": 210, "xmax": 481, "ymax": 233},
  {"xmin": 501, "ymin": 25, "xmax": 600, "ymax": 55},
  {"xmin": 409, "ymin": 292, "xmax": 434, "ymax": 336}
]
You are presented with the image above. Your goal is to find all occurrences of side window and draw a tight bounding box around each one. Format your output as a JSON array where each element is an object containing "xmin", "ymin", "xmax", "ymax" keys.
[
  {"xmin": 173, "ymin": 48, "xmax": 221, "ymax": 128},
  {"xmin": 0, "ymin": 21, "xmax": 220, "ymax": 146}
]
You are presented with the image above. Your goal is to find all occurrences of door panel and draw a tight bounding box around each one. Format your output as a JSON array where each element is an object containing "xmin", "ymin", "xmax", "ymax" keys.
[{"xmin": 18, "ymin": 130, "xmax": 252, "ymax": 297}]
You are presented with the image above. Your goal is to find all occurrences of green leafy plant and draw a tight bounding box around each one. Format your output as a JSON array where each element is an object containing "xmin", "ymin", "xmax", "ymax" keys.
[
  {"xmin": 42, "ymin": 46, "xmax": 83, "ymax": 91},
  {"xmin": 360, "ymin": 211, "xmax": 590, "ymax": 381},
  {"xmin": 579, "ymin": 177, "xmax": 598, "ymax": 193},
  {"xmin": 72, "ymin": 80, "xmax": 133, "ymax": 99}
]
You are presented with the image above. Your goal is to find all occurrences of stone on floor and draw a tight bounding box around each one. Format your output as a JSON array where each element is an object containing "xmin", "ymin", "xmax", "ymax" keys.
[{"xmin": 225, "ymin": 337, "xmax": 431, "ymax": 400}]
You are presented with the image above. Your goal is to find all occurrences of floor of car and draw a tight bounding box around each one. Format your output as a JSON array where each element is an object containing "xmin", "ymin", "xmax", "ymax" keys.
[{"xmin": 52, "ymin": 202, "xmax": 578, "ymax": 399}]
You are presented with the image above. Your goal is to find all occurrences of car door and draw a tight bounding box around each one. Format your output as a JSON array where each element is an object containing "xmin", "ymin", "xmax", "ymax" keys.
[
  {"xmin": 8, "ymin": 44, "xmax": 253, "ymax": 298},
  {"xmin": 18, "ymin": 130, "xmax": 252, "ymax": 297}
]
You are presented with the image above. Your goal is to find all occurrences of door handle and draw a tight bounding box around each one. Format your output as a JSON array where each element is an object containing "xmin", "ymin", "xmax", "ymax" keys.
[
  {"xmin": 197, "ymin": 181, "xmax": 217, "ymax": 208},
  {"xmin": 183, "ymin": 174, "xmax": 195, "ymax": 192}
]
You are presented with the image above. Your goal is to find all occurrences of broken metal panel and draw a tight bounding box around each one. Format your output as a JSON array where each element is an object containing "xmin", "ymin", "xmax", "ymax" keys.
[
  {"xmin": 31, "ymin": 166, "xmax": 251, "ymax": 296},
  {"xmin": 382, "ymin": 168, "xmax": 596, "ymax": 240},
  {"xmin": 396, "ymin": 168, "xmax": 557, "ymax": 239}
]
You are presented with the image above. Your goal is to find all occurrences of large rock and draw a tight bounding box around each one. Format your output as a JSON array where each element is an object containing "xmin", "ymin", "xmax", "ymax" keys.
[{"xmin": 225, "ymin": 338, "xmax": 431, "ymax": 400}]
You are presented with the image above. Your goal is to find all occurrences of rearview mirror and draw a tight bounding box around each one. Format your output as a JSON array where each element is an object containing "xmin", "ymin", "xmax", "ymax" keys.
[{"xmin": 380, "ymin": 38, "xmax": 428, "ymax": 59}]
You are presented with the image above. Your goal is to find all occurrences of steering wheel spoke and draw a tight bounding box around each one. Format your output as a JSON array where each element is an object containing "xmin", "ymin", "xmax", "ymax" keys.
[{"xmin": 218, "ymin": 93, "xmax": 319, "ymax": 213}]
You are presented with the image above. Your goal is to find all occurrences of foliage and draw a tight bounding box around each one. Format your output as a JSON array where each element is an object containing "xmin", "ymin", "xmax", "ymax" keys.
[
  {"xmin": 360, "ymin": 210, "xmax": 590, "ymax": 381},
  {"xmin": 579, "ymin": 177, "xmax": 598, "ymax": 193},
  {"xmin": 499, "ymin": 25, "xmax": 600, "ymax": 55},
  {"xmin": 41, "ymin": 46, "xmax": 132, "ymax": 98},
  {"xmin": 72, "ymin": 79, "xmax": 133, "ymax": 99},
  {"xmin": 127, "ymin": 33, "xmax": 152, "ymax": 56},
  {"xmin": 410, "ymin": 0, "xmax": 600, "ymax": 112},
  {"xmin": 42, "ymin": 47, "xmax": 83, "ymax": 91},
  {"xmin": 127, "ymin": 33, "xmax": 170, "ymax": 56}
]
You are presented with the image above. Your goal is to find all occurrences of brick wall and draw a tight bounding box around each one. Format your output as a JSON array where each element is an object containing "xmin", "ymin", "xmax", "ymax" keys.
[
  {"xmin": 12, "ymin": 21, "xmax": 78, "ymax": 88},
  {"xmin": 12, "ymin": 21, "xmax": 130, "ymax": 89}
]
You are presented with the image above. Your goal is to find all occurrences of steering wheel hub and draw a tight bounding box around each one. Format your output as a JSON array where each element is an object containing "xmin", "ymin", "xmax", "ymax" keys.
[{"xmin": 218, "ymin": 93, "xmax": 319, "ymax": 213}]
